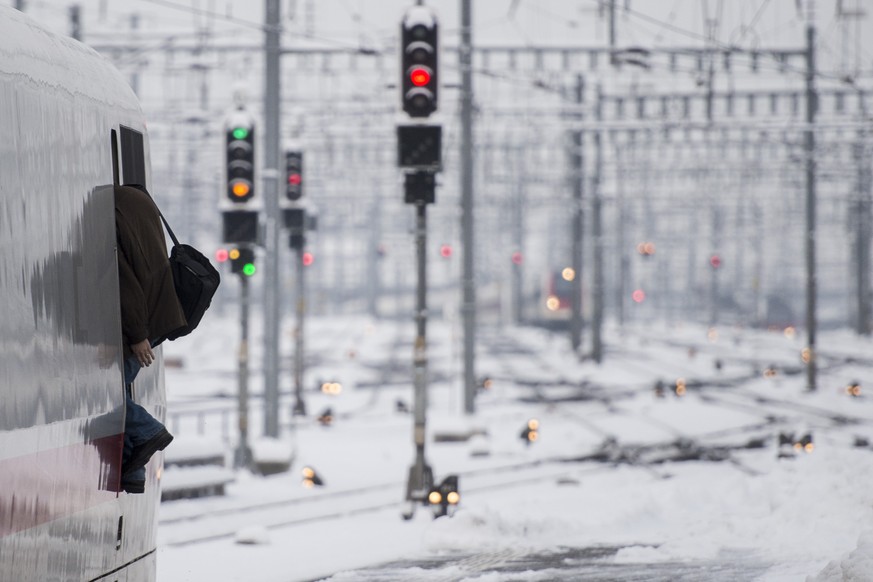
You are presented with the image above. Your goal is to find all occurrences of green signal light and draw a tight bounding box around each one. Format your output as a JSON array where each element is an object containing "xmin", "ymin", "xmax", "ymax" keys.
[
  {"xmin": 242, "ymin": 263, "xmax": 256, "ymax": 277},
  {"xmin": 232, "ymin": 127, "xmax": 249, "ymax": 140}
]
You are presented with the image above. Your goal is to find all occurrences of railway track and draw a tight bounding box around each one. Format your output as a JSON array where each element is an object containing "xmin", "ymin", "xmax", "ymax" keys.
[{"xmin": 159, "ymin": 321, "xmax": 873, "ymax": 551}]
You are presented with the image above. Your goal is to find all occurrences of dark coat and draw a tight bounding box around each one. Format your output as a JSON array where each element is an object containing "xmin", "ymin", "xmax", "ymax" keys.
[{"xmin": 114, "ymin": 185, "xmax": 186, "ymax": 356}]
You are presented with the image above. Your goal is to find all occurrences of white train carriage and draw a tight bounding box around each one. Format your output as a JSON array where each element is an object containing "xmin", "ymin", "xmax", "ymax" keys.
[{"xmin": 0, "ymin": 7, "xmax": 165, "ymax": 581}]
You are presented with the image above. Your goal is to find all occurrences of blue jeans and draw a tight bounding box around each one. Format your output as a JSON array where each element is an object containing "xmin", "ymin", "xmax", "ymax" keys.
[{"xmin": 123, "ymin": 355, "xmax": 165, "ymax": 481}]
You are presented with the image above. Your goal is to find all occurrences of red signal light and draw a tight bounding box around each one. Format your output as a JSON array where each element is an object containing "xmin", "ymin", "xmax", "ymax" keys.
[
  {"xmin": 710, "ymin": 255, "xmax": 722, "ymax": 269},
  {"xmin": 302, "ymin": 252, "xmax": 314, "ymax": 267},
  {"xmin": 440, "ymin": 244, "xmax": 452, "ymax": 258},
  {"xmin": 632, "ymin": 289, "xmax": 646, "ymax": 303},
  {"xmin": 410, "ymin": 67, "xmax": 431, "ymax": 87},
  {"xmin": 511, "ymin": 252, "xmax": 523, "ymax": 265},
  {"xmin": 288, "ymin": 173, "xmax": 301, "ymax": 186},
  {"xmin": 216, "ymin": 248, "xmax": 229, "ymax": 263}
]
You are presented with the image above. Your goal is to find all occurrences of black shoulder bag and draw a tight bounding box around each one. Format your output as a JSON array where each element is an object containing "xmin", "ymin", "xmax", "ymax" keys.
[
  {"xmin": 130, "ymin": 185, "xmax": 221, "ymax": 341},
  {"xmin": 158, "ymin": 214, "xmax": 221, "ymax": 340}
]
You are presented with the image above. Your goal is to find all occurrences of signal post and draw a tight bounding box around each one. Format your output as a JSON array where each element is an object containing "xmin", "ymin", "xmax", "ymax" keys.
[
  {"xmin": 398, "ymin": 5, "xmax": 451, "ymax": 520},
  {"xmin": 222, "ymin": 109, "xmax": 258, "ymax": 469},
  {"xmin": 282, "ymin": 150, "xmax": 308, "ymax": 417}
]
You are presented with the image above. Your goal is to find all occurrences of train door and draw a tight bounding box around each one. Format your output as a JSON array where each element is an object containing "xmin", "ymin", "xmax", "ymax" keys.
[{"xmin": 110, "ymin": 125, "xmax": 163, "ymax": 579}]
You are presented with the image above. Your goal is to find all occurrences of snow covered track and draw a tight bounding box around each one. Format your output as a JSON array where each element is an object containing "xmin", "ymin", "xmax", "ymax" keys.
[{"xmin": 156, "ymin": 315, "xmax": 873, "ymax": 581}]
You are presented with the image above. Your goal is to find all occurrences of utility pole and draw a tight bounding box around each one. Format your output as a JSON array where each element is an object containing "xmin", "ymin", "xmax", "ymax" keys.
[
  {"xmin": 69, "ymin": 4, "xmax": 81, "ymax": 41},
  {"xmin": 367, "ymin": 191, "xmax": 382, "ymax": 317},
  {"xmin": 709, "ymin": 205, "xmax": 722, "ymax": 326},
  {"xmin": 854, "ymin": 122, "xmax": 871, "ymax": 335},
  {"xmin": 570, "ymin": 74, "xmax": 585, "ymax": 355},
  {"xmin": 804, "ymin": 1, "xmax": 818, "ymax": 391},
  {"xmin": 460, "ymin": 0, "xmax": 476, "ymax": 414},
  {"xmin": 607, "ymin": 0, "xmax": 617, "ymax": 66},
  {"xmin": 263, "ymin": 0, "xmax": 283, "ymax": 433},
  {"xmin": 292, "ymin": 242, "xmax": 307, "ymax": 415},
  {"xmin": 403, "ymin": 196, "xmax": 433, "ymax": 518},
  {"xmin": 511, "ymin": 145, "xmax": 525, "ymax": 324},
  {"xmin": 591, "ymin": 85, "xmax": 604, "ymax": 363},
  {"xmin": 234, "ymin": 274, "xmax": 253, "ymax": 468},
  {"xmin": 615, "ymin": 144, "xmax": 628, "ymax": 327}
]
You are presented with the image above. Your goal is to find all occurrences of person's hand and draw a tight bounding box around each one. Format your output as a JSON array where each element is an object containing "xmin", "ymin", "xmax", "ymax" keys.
[{"xmin": 131, "ymin": 339, "xmax": 154, "ymax": 367}]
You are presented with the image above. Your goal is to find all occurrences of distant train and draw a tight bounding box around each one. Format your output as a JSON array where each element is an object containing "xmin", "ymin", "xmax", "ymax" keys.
[
  {"xmin": 542, "ymin": 268, "xmax": 575, "ymax": 317},
  {"xmin": 0, "ymin": 7, "xmax": 163, "ymax": 580},
  {"xmin": 528, "ymin": 268, "xmax": 580, "ymax": 328}
]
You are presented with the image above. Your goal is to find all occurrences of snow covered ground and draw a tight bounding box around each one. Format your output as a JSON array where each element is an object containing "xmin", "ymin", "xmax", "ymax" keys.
[{"xmin": 156, "ymin": 312, "xmax": 873, "ymax": 581}]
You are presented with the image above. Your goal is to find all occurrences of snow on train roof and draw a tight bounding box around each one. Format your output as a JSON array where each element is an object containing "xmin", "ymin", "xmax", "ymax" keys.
[{"xmin": 0, "ymin": 5, "xmax": 140, "ymax": 113}]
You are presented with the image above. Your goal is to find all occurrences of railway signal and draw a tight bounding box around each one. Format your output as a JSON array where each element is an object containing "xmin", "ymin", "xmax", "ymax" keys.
[
  {"xmin": 317, "ymin": 407, "xmax": 333, "ymax": 427},
  {"xmin": 285, "ymin": 150, "xmax": 303, "ymax": 201},
  {"xmin": 520, "ymin": 418, "xmax": 539, "ymax": 445},
  {"xmin": 427, "ymin": 475, "xmax": 460, "ymax": 518},
  {"xmin": 226, "ymin": 120, "xmax": 255, "ymax": 203},
  {"xmin": 301, "ymin": 466, "xmax": 325, "ymax": 488},
  {"xmin": 401, "ymin": 7, "xmax": 438, "ymax": 118},
  {"xmin": 398, "ymin": 125, "xmax": 442, "ymax": 171},
  {"xmin": 710, "ymin": 254, "xmax": 722, "ymax": 269},
  {"xmin": 222, "ymin": 209, "xmax": 259, "ymax": 244},
  {"xmin": 229, "ymin": 246, "xmax": 256, "ymax": 277}
]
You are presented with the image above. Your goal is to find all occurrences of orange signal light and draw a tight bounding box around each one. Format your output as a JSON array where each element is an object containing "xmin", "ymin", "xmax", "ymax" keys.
[{"xmin": 232, "ymin": 182, "xmax": 251, "ymax": 197}]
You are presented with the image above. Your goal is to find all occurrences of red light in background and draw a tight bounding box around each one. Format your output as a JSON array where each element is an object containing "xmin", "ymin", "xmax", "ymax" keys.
[
  {"xmin": 410, "ymin": 67, "xmax": 431, "ymax": 86},
  {"xmin": 710, "ymin": 255, "xmax": 722, "ymax": 269},
  {"xmin": 216, "ymin": 248, "xmax": 229, "ymax": 263},
  {"xmin": 288, "ymin": 173, "xmax": 301, "ymax": 185},
  {"xmin": 302, "ymin": 252, "xmax": 314, "ymax": 266},
  {"xmin": 440, "ymin": 244, "xmax": 452, "ymax": 258},
  {"xmin": 511, "ymin": 252, "xmax": 523, "ymax": 265},
  {"xmin": 632, "ymin": 289, "xmax": 646, "ymax": 303}
]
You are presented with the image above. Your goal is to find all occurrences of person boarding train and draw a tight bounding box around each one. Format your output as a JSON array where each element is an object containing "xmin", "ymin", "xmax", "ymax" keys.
[{"xmin": 115, "ymin": 184, "xmax": 185, "ymax": 493}]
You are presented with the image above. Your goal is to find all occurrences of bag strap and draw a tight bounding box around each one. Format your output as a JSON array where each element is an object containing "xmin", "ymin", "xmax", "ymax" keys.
[
  {"xmin": 156, "ymin": 211, "xmax": 181, "ymax": 248},
  {"xmin": 126, "ymin": 184, "xmax": 180, "ymax": 247}
]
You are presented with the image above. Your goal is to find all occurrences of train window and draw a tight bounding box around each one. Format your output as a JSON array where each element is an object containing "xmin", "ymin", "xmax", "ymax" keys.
[
  {"xmin": 110, "ymin": 129, "xmax": 120, "ymax": 186},
  {"xmin": 119, "ymin": 125, "xmax": 146, "ymax": 188}
]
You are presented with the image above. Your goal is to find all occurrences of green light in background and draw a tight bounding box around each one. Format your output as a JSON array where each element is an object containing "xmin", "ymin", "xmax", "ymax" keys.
[
  {"xmin": 243, "ymin": 263, "xmax": 256, "ymax": 277},
  {"xmin": 232, "ymin": 127, "xmax": 249, "ymax": 140}
]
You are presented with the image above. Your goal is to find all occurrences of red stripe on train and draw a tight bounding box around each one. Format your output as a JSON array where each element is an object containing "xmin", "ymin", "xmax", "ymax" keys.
[{"xmin": 0, "ymin": 434, "xmax": 123, "ymax": 537}]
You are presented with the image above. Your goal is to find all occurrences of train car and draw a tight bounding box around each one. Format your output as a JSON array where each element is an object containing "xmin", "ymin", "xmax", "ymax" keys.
[
  {"xmin": 0, "ymin": 7, "xmax": 164, "ymax": 581},
  {"xmin": 540, "ymin": 267, "xmax": 576, "ymax": 322}
]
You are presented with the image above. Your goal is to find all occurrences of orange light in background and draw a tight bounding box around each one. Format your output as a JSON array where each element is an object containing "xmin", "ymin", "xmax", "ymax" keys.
[
  {"xmin": 232, "ymin": 181, "xmax": 251, "ymax": 198},
  {"xmin": 637, "ymin": 241, "xmax": 656, "ymax": 256},
  {"xmin": 546, "ymin": 296, "xmax": 560, "ymax": 311},
  {"xmin": 801, "ymin": 347, "xmax": 812, "ymax": 364},
  {"xmin": 561, "ymin": 267, "xmax": 575, "ymax": 282}
]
